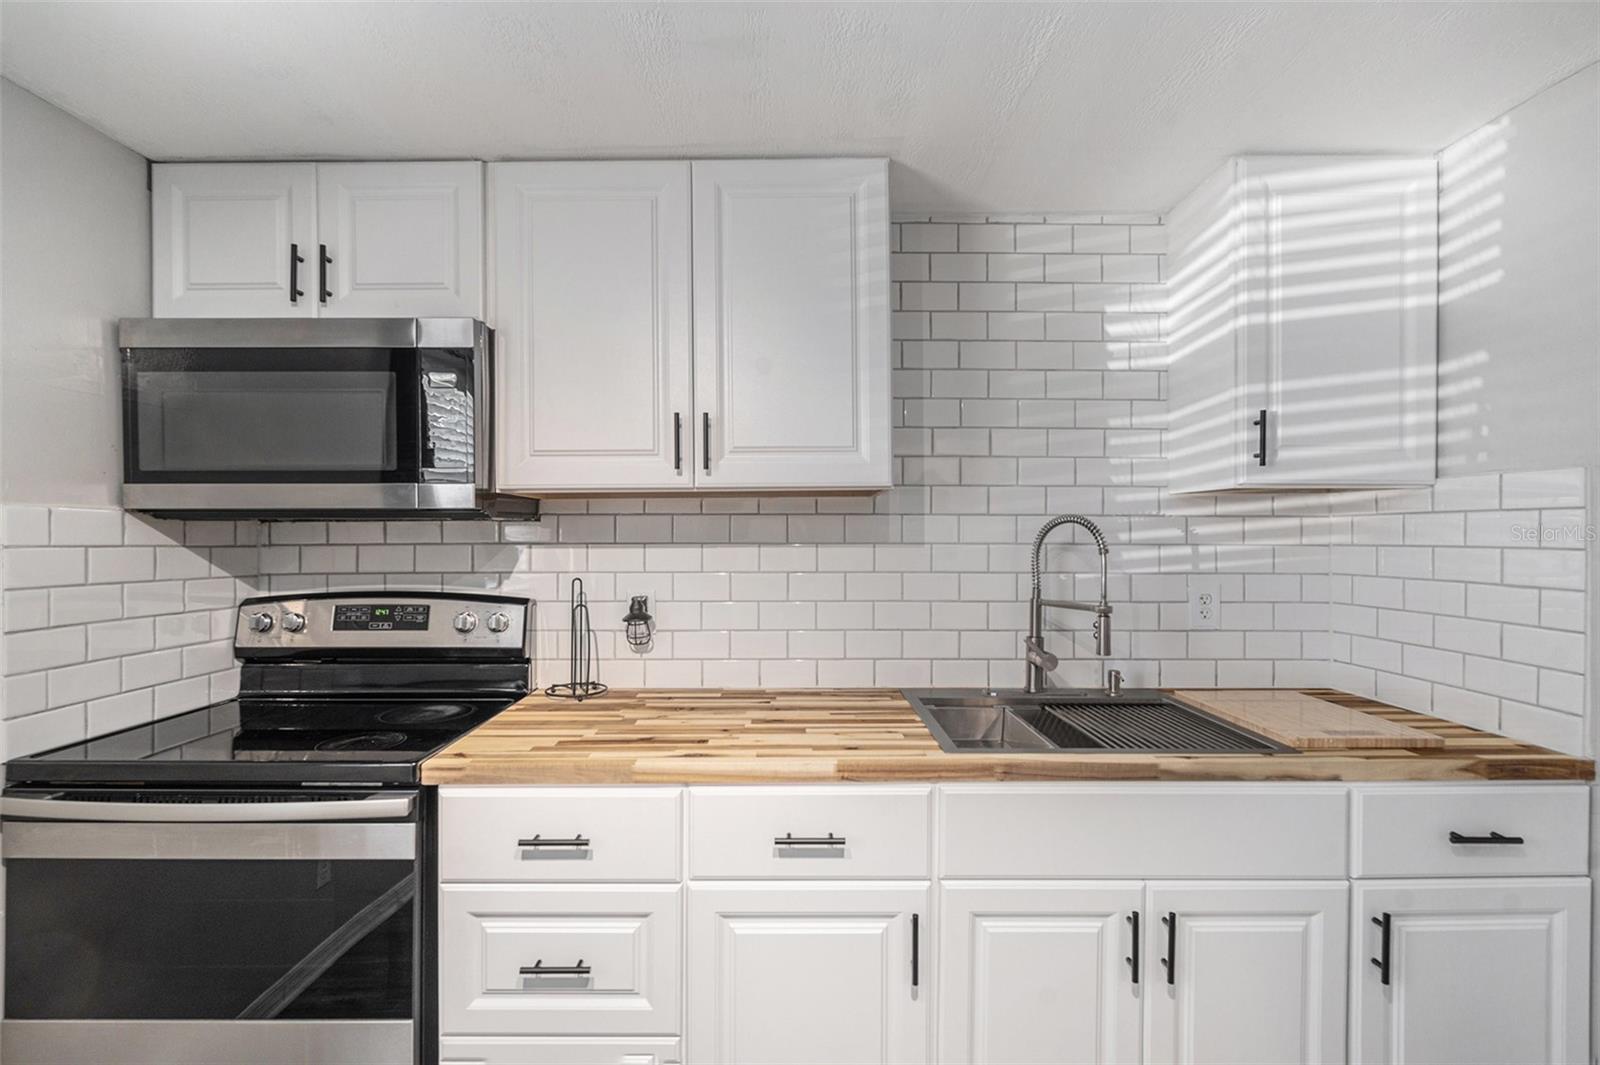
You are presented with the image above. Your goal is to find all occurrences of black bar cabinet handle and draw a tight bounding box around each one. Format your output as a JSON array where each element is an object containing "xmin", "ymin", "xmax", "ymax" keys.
[
  {"xmin": 774, "ymin": 832, "xmax": 847, "ymax": 847},
  {"xmin": 1448, "ymin": 830, "xmax": 1524, "ymax": 845},
  {"xmin": 1126, "ymin": 912, "xmax": 1140, "ymax": 985},
  {"xmin": 1160, "ymin": 912, "xmax": 1176, "ymax": 985},
  {"xmin": 517, "ymin": 834, "xmax": 590, "ymax": 849},
  {"xmin": 674, "ymin": 412, "xmax": 683, "ymax": 472},
  {"xmin": 911, "ymin": 913, "xmax": 920, "ymax": 988},
  {"xmin": 289, "ymin": 243, "xmax": 305, "ymax": 304},
  {"xmin": 520, "ymin": 959, "xmax": 591, "ymax": 977},
  {"xmin": 1371, "ymin": 912, "xmax": 1391, "ymax": 985},
  {"xmin": 702, "ymin": 412, "xmax": 711, "ymax": 472},
  {"xmin": 318, "ymin": 243, "xmax": 332, "ymax": 304},
  {"xmin": 1251, "ymin": 408, "xmax": 1267, "ymax": 466}
]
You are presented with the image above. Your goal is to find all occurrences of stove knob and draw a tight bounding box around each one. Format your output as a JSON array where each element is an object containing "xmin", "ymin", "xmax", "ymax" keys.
[
  {"xmin": 486, "ymin": 611, "xmax": 512, "ymax": 634},
  {"xmin": 280, "ymin": 611, "xmax": 307, "ymax": 633},
  {"xmin": 453, "ymin": 611, "xmax": 479, "ymax": 634},
  {"xmin": 247, "ymin": 611, "xmax": 274, "ymax": 634}
]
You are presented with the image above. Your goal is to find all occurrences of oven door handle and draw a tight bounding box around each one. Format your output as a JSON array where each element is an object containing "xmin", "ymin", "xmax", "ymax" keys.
[{"xmin": 0, "ymin": 793, "xmax": 415, "ymax": 823}]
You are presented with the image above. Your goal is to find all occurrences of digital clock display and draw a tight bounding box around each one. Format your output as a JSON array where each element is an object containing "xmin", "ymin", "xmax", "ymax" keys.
[{"xmin": 332, "ymin": 604, "xmax": 431, "ymax": 632}]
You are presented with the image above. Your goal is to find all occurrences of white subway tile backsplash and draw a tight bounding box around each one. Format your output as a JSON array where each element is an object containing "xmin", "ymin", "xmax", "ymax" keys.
[{"xmin": 2, "ymin": 223, "xmax": 1584, "ymax": 760}]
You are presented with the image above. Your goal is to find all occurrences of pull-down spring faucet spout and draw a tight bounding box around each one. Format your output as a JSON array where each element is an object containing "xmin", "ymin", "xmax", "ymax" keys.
[{"xmin": 1024, "ymin": 514, "xmax": 1113, "ymax": 694}]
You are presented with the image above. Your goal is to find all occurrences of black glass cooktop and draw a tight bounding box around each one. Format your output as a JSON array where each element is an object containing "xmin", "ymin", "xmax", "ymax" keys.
[{"xmin": 5, "ymin": 697, "xmax": 511, "ymax": 786}]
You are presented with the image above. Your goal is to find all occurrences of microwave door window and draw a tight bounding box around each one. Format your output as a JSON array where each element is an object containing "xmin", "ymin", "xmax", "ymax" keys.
[{"xmin": 136, "ymin": 371, "xmax": 398, "ymax": 474}]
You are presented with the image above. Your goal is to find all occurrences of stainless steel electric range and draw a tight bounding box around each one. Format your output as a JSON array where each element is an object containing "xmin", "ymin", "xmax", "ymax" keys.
[{"xmin": 1, "ymin": 591, "xmax": 530, "ymax": 1065}]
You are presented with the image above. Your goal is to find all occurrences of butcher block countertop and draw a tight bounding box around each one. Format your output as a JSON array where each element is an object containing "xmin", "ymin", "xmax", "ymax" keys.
[{"xmin": 420, "ymin": 688, "xmax": 1593, "ymax": 785}]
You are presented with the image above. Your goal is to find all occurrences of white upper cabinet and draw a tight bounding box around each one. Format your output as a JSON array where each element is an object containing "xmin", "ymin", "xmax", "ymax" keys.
[
  {"xmin": 316, "ymin": 161, "xmax": 483, "ymax": 317},
  {"xmin": 152, "ymin": 161, "xmax": 482, "ymax": 319},
  {"xmin": 691, "ymin": 159, "xmax": 892, "ymax": 490},
  {"xmin": 489, "ymin": 157, "xmax": 890, "ymax": 494},
  {"xmin": 152, "ymin": 163, "xmax": 317, "ymax": 318},
  {"xmin": 1351, "ymin": 878, "xmax": 1590, "ymax": 1065},
  {"xmin": 1167, "ymin": 155, "xmax": 1437, "ymax": 492},
  {"xmin": 491, "ymin": 162, "xmax": 693, "ymax": 491}
]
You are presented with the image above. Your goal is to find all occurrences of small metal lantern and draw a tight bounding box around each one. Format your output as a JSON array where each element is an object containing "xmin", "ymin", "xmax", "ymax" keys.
[{"xmin": 622, "ymin": 595, "xmax": 654, "ymax": 651}]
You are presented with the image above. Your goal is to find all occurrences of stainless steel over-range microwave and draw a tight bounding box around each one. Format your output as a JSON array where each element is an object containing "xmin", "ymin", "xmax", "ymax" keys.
[{"xmin": 118, "ymin": 317, "xmax": 536, "ymax": 519}]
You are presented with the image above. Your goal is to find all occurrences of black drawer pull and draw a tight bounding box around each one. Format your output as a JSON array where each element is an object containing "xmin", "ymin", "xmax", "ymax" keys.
[
  {"xmin": 1126, "ymin": 912, "xmax": 1140, "ymax": 985},
  {"xmin": 1371, "ymin": 912, "xmax": 1392, "ymax": 985},
  {"xmin": 775, "ymin": 832, "xmax": 846, "ymax": 847},
  {"xmin": 517, "ymin": 834, "xmax": 590, "ymax": 849},
  {"xmin": 702, "ymin": 412, "xmax": 711, "ymax": 472},
  {"xmin": 1251, "ymin": 408, "xmax": 1267, "ymax": 466},
  {"xmin": 673, "ymin": 412, "xmax": 683, "ymax": 472},
  {"xmin": 1160, "ymin": 912, "xmax": 1176, "ymax": 985},
  {"xmin": 1448, "ymin": 831, "xmax": 1524, "ymax": 845},
  {"xmin": 520, "ymin": 959, "xmax": 590, "ymax": 977}
]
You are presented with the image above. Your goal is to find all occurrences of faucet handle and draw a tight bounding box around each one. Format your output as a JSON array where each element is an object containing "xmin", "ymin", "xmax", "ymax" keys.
[
  {"xmin": 1024, "ymin": 636, "xmax": 1059, "ymax": 672},
  {"xmin": 1106, "ymin": 668, "xmax": 1124, "ymax": 697}
]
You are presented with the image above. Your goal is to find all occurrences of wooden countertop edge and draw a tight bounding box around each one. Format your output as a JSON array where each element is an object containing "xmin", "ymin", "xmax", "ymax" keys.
[{"xmin": 422, "ymin": 751, "xmax": 1593, "ymax": 786}]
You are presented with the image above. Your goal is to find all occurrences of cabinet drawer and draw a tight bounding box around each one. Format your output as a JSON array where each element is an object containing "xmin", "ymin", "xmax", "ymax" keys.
[
  {"xmin": 440, "ymin": 787, "xmax": 681, "ymax": 882},
  {"xmin": 688, "ymin": 785, "xmax": 930, "ymax": 879},
  {"xmin": 1351, "ymin": 785, "xmax": 1589, "ymax": 878},
  {"xmin": 940, "ymin": 784, "xmax": 1348, "ymax": 878},
  {"xmin": 440, "ymin": 1036, "xmax": 681, "ymax": 1065},
  {"xmin": 438, "ymin": 884, "xmax": 680, "ymax": 1036}
]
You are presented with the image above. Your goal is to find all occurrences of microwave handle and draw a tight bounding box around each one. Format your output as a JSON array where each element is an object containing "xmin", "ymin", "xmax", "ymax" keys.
[{"xmin": 1, "ymin": 793, "xmax": 415, "ymax": 823}]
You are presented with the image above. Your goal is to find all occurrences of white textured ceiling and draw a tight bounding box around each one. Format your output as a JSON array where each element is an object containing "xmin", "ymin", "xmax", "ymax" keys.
[{"xmin": 2, "ymin": 1, "xmax": 1595, "ymax": 213}]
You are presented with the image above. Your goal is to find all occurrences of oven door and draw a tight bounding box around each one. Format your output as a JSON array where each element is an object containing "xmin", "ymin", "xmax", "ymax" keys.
[
  {"xmin": 1, "ymin": 791, "xmax": 419, "ymax": 1065},
  {"xmin": 119, "ymin": 318, "xmax": 481, "ymax": 516}
]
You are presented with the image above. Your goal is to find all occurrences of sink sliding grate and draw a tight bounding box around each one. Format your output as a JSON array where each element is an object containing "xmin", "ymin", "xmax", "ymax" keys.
[{"xmin": 1036, "ymin": 702, "xmax": 1277, "ymax": 753}]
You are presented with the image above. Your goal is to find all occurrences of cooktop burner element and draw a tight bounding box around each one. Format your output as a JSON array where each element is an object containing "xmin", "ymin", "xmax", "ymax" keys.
[
  {"xmin": 377, "ymin": 703, "xmax": 474, "ymax": 726},
  {"xmin": 5, "ymin": 591, "xmax": 532, "ymax": 787},
  {"xmin": 314, "ymin": 731, "xmax": 410, "ymax": 752}
]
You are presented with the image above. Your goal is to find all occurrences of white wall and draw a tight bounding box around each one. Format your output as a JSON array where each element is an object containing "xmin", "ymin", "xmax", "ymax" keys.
[
  {"xmin": 0, "ymin": 78, "xmax": 148, "ymax": 507},
  {"xmin": 0, "ymin": 85, "xmax": 243, "ymax": 763},
  {"xmin": 1437, "ymin": 64, "xmax": 1599, "ymax": 477}
]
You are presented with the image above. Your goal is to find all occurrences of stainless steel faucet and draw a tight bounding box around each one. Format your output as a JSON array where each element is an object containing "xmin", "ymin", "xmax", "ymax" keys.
[{"xmin": 1024, "ymin": 514, "xmax": 1113, "ymax": 694}]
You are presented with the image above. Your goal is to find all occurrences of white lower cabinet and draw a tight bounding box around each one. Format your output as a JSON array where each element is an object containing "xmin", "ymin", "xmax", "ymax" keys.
[
  {"xmin": 438, "ymin": 883, "xmax": 681, "ymax": 1037},
  {"xmin": 686, "ymin": 882, "xmax": 930, "ymax": 1064},
  {"xmin": 938, "ymin": 881, "xmax": 1143, "ymax": 1065},
  {"xmin": 1350, "ymin": 878, "xmax": 1591, "ymax": 1065},
  {"xmin": 1144, "ymin": 881, "xmax": 1349, "ymax": 1065},
  {"xmin": 437, "ymin": 783, "xmax": 1590, "ymax": 1065}
]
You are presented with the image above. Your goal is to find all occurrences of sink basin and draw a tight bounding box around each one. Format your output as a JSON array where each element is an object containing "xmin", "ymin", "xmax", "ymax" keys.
[{"xmin": 902, "ymin": 689, "xmax": 1287, "ymax": 755}]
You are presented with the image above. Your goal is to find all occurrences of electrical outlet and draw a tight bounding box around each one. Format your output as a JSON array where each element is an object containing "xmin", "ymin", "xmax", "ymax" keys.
[{"xmin": 1188, "ymin": 576, "xmax": 1221, "ymax": 629}]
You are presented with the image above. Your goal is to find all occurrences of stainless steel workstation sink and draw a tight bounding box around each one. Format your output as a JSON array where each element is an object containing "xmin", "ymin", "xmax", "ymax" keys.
[{"xmin": 901, "ymin": 689, "xmax": 1290, "ymax": 755}]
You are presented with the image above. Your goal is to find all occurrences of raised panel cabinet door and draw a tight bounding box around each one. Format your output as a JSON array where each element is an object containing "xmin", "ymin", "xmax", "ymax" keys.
[
  {"xmin": 691, "ymin": 159, "xmax": 891, "ymax": 489},
  {"xmin": 937, "ymin": 881, "xmax": 1143, "ymax": 1065},
  {"xmin": 1351, "ymin": 878, "xmax": 1590, "ymax": 1065},
  {"xmin": 1144, "ymin": 880, "xmax": 1349, "ymax": 1065},
  {"xmin": 438, "ymin": 883, "xmax": 681, "ymax": 1037},
  {"xmin": 1239, "ymin": 155, "xmax": 1437, "ymax": 487},
  {"xmin": 492, "ymin": 162, "xmax": 693, "ymax": 491},
  {"xmin": 686, "ymin": 882, "xmax": 929, "ymax": 1065},
  {"xmin": 316, "ymin": 161, "xmax": 483, "ymax": 317},
  {"xmin": 151, "ymin": 162, "xmax": 317, "ymax": 317}
]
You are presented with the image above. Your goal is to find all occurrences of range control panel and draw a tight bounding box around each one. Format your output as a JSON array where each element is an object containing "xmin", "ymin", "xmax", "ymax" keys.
[
  {"xmin": 235, "ymin": 593, "xmax": 528, "ymax": 657},
  {"xmin": 332, "ymin": 603, "xmax": 432, "ymax": 631}
]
